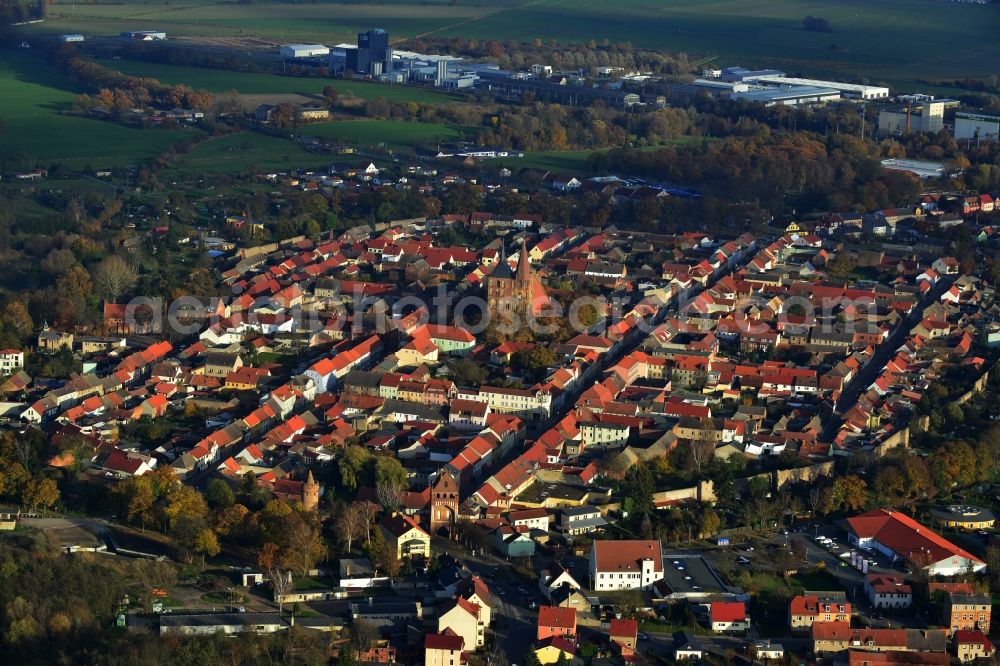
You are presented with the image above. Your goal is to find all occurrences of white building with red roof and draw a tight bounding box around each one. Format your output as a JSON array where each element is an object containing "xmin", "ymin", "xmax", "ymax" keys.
[
  {"xmin": 0, "ymin": 348, "xmax": 24, "ymax": 374},
  {"xmin": 589, "ymin": 539, "xmax": 664, "ymax": 591},
  {"xmin": 846, "ymin": 509, "xmax": 986, "ymax": 576}
]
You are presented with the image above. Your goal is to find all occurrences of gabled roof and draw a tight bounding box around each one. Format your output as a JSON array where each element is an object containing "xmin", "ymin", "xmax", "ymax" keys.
[
  {"xmin": 425, "ymin": 631, "xmax": 464, "ymax": 651},
  {"xmin": 609, "ymin": 618, "xmax": 638, "ymax": 639},
  {"xmin": 537, "ymin": 605, "xmax": 576, "ymax": 629},
  {"xmin": 845, "ymin": 508, "xmax": 984, "ymax": 566},
  {"xmin": 380, "ymin": 512, "xmax": 429, "ymax": 539},
  {"xmin": 710, "ymin": 601, "xmax": 746, "ymax": 623},
  {"xmin": 592, "ymin": 540, "xmax": 662, "ymax": 573}
]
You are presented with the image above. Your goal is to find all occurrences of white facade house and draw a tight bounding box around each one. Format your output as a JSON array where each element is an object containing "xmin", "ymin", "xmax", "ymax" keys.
[
  {"xmin": 865, "ymin": 574, "xmax": 912, "ymax": 609},
  {"xmin": 0, "ymin": 349, "xmax": 24, "ymax": 374},
  {"xmin": 590, "ymin": 540, "xmax": 664, "ymax": 591},
  {"xmin": 559, "ymin": 506, "xmax": 608, "ymax": 536}
]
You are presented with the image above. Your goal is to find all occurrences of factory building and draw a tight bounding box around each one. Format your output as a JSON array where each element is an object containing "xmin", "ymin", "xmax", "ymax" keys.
[
  {"xmin": 742, "ymin": 75, "xmax": 888, "ymax": 100},
  {"xmin": 955, "ymin": 112, "xmax": 1000, "ymax": 142},
  {"xmin": 735, "ymin": 85, "xmax": 840, "ymax": 106},
  {"xmin": 878, "ymin": 100, "xmax": 946, "ymax": 136},
  {"xmin": 279, "ymin": 44, "xmax": 330, "ymax": 59},
  {"xmin": 120, "ymin": 30, "xmax": 166, "ymax": 41},
  {"xmin": 672, "ymin": 78, "xmax": 839, "ymax": 106},
  {"xmin": 346, "ymin": 28, "xmax": 391, "ymax": 76},
  {"xmin": 711, "ymin": 67, "xmax": 889, "ymax": 100}
]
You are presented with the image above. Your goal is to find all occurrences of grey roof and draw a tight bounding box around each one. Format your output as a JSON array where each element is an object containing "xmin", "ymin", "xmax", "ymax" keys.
[
  {"xmin": 491, "ymin": 259, "xmax": 514, "ymax": 280},
  {"xmin": 159, "ymin": 612, "xmax": 284, "ymax": 628},
  {"xmin": 905, "ymin": 628, "xmax": 947, "ymax": 652},
  {"xmin": 561, "ymin": 505, "xmax": 602, "ymax": 517},
  {"xmin": 561, "ymin": 515, "xmax": 608, "ymax": 531}
]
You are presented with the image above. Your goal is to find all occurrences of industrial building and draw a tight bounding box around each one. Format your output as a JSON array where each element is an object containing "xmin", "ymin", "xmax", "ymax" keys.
[
  {"xmin": 734, "ymin": 85, "xmax": 840, "ymax": 106},
  {"xmin": 712, "ymin": 67, "xmax": 889, "ymax": 100},
  {"xmin": 279, "ymin": 44, "xmax": 329, "ymax": 59},
  {"xmin": 120, "ymin": 30, "xmax": 166, "ymax": 41},
  {"xmin": 741, "ymin": 75, "xmax": 888, "ymax": 100},
  {"xmin": 955, "ymin": 111, "xmax": 1000, "ymax": 142},
  {"xmin": 878, "ymin": 100, "xmax": 946, "ymax": 136},
  {"xmin": 346, "ymin": 28, "xmax": 391, "ymax": 76},
  {"xmin": 476, "ymin": 70, "xmax": 644, "ymax": 108},
  {"xmin": 672, "ymin": 78, "xmax": 840, "ymax": 106},
  {"xmin": 881, "ymin": 158, "xmax": 947, "ymax": 179}
]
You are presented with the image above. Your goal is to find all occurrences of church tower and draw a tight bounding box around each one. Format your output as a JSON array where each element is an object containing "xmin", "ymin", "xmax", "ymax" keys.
[
  {"xmin": 302, "ymin": 470, "xmax": 320, "ymax": 512},
  {"xmin": 487, "ymin": 237, "xmax": 546, "ymax": 322},
  {"xmin": 429, "ymin": 468, "xmax": 459, "ymax": 535}
]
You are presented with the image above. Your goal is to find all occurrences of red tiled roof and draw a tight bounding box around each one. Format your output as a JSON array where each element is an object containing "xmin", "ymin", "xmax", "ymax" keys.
[
  {"xmin": 592, "ymin": 540, "xmax": 662, "ymax": 573},
  {"xmin": 955, "ymin": 629, "xmax": 993, "ymax": 650},
  {"xmin": 425, "ymin": 632, "xmax": 464, "ymax": 651},
  {"xmin": 537, "ymin": 605, "xmax": 576, "ymax": 629},
  {"xmin": 710, "ymin": 601, "xmax": 746, "ymax": 623},
  {"xmin": 812, "ymin": 621, "xmax": 851, "ymax": 641},
  {"xmin": 847, "ymin": 651, "xmax": 948, "ymax": 665},
  {"xmin": 846, "ymin": 509, "xmax": 984, "ymax": 567},
  {"xmin": 609, "ymin": 618, "xmax": 638, "ymax": 639}
]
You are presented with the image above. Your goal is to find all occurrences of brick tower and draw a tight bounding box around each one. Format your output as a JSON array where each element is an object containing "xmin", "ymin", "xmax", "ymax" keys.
[
  {"xmin": 429, "ymin": 468, "xmax": 459, "ymax": 535},
  {"xmin": 302, "ymin": 470, "xmax": 320, "ymax": 512}
]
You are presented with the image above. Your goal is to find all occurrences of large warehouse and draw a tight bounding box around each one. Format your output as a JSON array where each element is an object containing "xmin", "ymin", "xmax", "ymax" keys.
[
  {"xmin": 279, "ymin": 44, "xmax": 330, "ymax": 59},
  {"xmin": 955, "ymin": 111, "xmax": 1000, "ymax": 142},
  {"xmin": 715, "ymin": 67, "xmax": 888, "ymax": 100},
  {"xmin": 846, "ymin": 508, "xmax": 986, "ymax": 576},
  {"xmin": 743, "ymin": 75, "xmax": 889, "ymax": 100}
]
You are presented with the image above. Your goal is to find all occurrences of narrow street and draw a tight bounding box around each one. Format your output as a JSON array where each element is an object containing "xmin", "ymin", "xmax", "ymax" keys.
[{"xmin": 820, "ymin": 275, "xmax": 956, "ymax": 442}]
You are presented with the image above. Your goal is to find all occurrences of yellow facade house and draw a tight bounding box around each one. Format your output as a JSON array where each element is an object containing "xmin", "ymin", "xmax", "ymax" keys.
[{"xmin": 379, "ymin": 512, "xmax": 431, "ymax": 560}]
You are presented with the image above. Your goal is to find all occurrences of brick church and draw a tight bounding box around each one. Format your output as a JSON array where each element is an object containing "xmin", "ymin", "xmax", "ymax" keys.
[{"xmin": 486, "ymin": 237, "xmax": 551, "ymax": 323}]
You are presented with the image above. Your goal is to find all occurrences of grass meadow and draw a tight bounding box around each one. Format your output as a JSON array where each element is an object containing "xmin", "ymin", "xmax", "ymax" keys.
[
  {"xmin": 299, "ymin": 119, "xmax": 481, "ymax": 150},
  {"xmin": 0, "ymin": 49, "xmax": 197, "ymax": 170},
  {"xmin": 164, "ymin": 132, "xmax": 330, "ymax": 175},
  {"xmin": 24, "ymin": 0, "xmax": 1000, "ymax": 88},
  {"xmin": 108, "ymin": 59, "xmax": 460, "ymax": 105}
]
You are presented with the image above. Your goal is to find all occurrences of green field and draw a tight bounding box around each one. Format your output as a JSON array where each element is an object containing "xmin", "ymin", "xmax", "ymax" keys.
[
  {"xmin": 165, "ymin": 131, "xmax": 329, "ymax": 175},
  {"xmin": 300, "ymin": 119, "xmax": 480, "ymax": 150},
  {"xmin": 0, "ymin": 50, "xmax": 197, "ymax": 170},
  {"xmin": 510, "ymin": 150, "xmax": 602, "ymax": 173},
  {"xmin": 25, "ymin": 0, "xmax": 1000, "ymax": 89},
  {"xmin": 108, "ymin": 59, "xmax": 459, "ymax": 105}
]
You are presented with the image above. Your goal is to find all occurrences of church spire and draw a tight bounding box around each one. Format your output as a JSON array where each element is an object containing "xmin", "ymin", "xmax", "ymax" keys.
[{"xmin": 516, "ymin": 236, "xmax": 531, "ymax": 282}]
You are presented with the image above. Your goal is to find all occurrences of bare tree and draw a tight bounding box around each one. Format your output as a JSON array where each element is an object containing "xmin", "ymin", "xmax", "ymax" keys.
[
  {"xmin": 93, "ymin": 254, "xmax": 138, "ymax": 303},
  {"xmin": 268, "ymin": 568, "xmax": 292, "ymax": 612},
  {"xmin": 352, "ymin": 618, "xmax": 379, "ymax": 654},
  {"xmin": 376, "ymin": 483, "xmax": 403, "ymax": 514},
  {"xmin": 359, "ymin": 501, "xmax": 379, "ymax": 544},
  {"xmin": 689, "ymin": 438, "xmax": 716, "ymax": 472},
  {"xmin": 808, "ymin": 484, "xmax": 825, "ymax": 517},
  {"xmin": 340, "ymin": 502, "xmax": 367, "ymax": 554}
]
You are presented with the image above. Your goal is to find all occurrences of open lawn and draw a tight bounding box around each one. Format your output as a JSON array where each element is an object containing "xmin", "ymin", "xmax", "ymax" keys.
[
  {"xmin": 165, "ymin": 131, "xmax": 330, "ymax": 175},
  {"xmin": 300, "ymin": 119, "xmax": 480, "ymax": 150},
  {"xmin": 25, "ymin": 0, "xmax": 1000, "ymax": 90},
  {"xmin": 107, "ymin": 59, "xmax": 459, "ymax": 105},
  {"xmin": 510, "ymin": 150, "xmax": 601, "ymax": 173},
  {"xmin": 0, "ymin": 50, "xmax": 197, "ymax": 170},
  {"xmin": 508, "ymin": 140, "xmax": 704, "ymax": 174},
  {"xmin": 27, "ymin": 0, "xmax": 505, "ymax": 45}
]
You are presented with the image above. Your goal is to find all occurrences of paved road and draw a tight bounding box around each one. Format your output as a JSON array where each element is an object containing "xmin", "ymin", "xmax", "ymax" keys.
[
  {"xmin": 432, "ymin": 537, "xmax": 537, "ymax": 664},
  {"xmin": 820, "ymin": 275, "xmax": 956, "ymax": 442}
]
